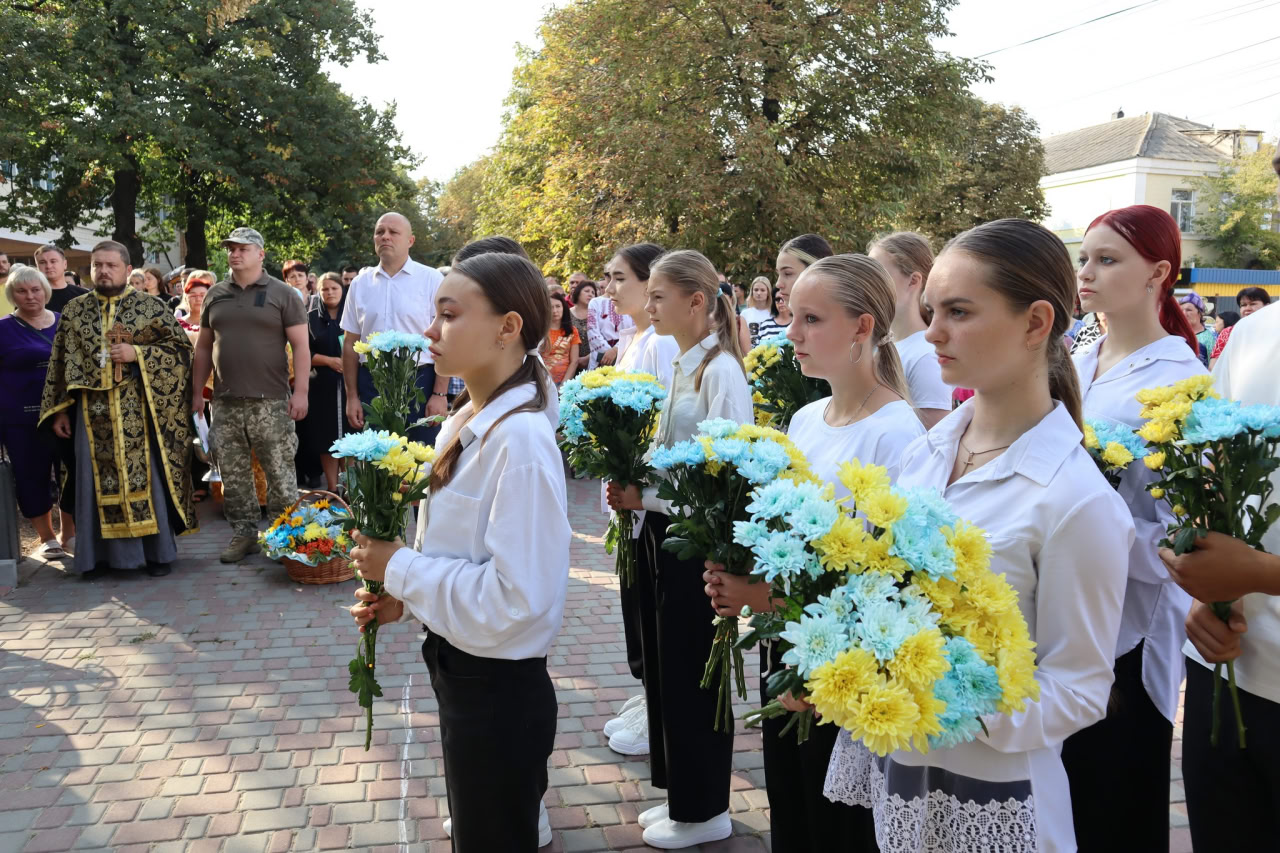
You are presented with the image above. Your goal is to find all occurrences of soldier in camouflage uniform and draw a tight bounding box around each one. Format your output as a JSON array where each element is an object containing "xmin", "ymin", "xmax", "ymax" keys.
[{"xmin": 191, "ymin": 227, "xmax": 311, "ymax": 562}]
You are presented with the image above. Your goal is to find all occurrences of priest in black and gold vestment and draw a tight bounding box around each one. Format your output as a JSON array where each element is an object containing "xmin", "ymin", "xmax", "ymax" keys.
[{"xmin": 39, "ymin": 240, "xmax": 196, "ymax": 578}]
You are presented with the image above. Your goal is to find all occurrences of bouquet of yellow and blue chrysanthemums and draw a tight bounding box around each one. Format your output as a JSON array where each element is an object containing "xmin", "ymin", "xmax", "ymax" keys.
[
  {"xmin": 330, "ymin": 431, "xmax": 436, "ymax": 749},
  {"xmin": 1083, "ymin": 417, "xmax": 1149, "ymax": 488},
  {"xmin": 260, "ymin": 499, "xmax": 352, "ymax": 565},
  {"xmin": 1136, "ymin": 375, "xmax": 1280, "ymax": 747},
  {"xmin": 651, "ymin": 417, "xmax": 819, "ymax": 730},
  {"xmin": 738, "ymin": 460, "xmax": 1040, "ymax": 754},
  {"xmin": 743, "ymin": 334, "xmax": 828, "ymax": 430},
  {"xmin": 353, "ymin": 331, "xmax": 433, "ymax": 436},
  {"xmin": 558, "ymin": 366, "xmax": 667, "ymax": 586}
]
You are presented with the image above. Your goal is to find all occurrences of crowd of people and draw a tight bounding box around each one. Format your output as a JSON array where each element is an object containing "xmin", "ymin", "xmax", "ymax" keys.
[{"xmin": 5, "ymin": 158, "xmax": 1280, "ymax": 853}]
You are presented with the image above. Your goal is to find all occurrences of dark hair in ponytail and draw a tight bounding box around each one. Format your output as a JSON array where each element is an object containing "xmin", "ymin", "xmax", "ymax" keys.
[
  {"xmin": 613, "ymin": 242, "xmax": 665, "ymax": 281},
  {"xmin": 451, "ymin": 235, "xmax": 530, "ymax": 265},
  {"xmin": 649, "ymin": 249, "xmax": 744, "ymax": 390},
  {"xmin": 1086, "ymin": 205, "xmax": 1197, "ymax": 354},
  {"xmin": 944, "ymin": 219, "xmax": 1084, "ymax": 432},
  {"xmin": 429, "ymin": 253, "xmax": 552, "ymax": 492}
]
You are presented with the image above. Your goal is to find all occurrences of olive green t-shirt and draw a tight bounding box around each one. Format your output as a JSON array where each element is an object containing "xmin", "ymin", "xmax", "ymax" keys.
[{"xmin": 203, "ymin": 271, "xmax": 307, "ymax": 399}]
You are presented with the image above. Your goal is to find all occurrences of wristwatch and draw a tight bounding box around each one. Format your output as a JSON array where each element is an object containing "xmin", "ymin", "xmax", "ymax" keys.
[{"xmin": 431, "ymin": 391, "xmax": 447, "ymax": 397}]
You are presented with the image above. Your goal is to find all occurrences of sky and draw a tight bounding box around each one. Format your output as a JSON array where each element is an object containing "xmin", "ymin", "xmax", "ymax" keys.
[{"xmin": 328, "ymin": 0, "xmax": 1280, "ymax": 183}]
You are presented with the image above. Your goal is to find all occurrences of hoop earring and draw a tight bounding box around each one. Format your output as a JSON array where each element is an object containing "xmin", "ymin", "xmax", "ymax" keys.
[{"xmin": 849, "ymin": 340, "xmax": 865, "ymax": 364}]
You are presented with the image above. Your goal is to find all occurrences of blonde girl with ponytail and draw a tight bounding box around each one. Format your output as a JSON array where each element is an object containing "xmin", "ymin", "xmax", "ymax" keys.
[
  {"xmin": 822, "ymin": 219, "xmax": 1134, "ymax": 853},
  {"xmin": 704, "ymin": 253, "xmax": 924, "ymax": 850},
  {"xmin": 606, "ymin": 249, "xmax": 752, "ymax": 849}
]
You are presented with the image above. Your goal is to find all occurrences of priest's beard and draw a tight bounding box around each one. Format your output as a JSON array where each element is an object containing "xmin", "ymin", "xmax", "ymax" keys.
[{"xmin": 94, "ymin": 279, "xmax": 127, "ymax": 297}]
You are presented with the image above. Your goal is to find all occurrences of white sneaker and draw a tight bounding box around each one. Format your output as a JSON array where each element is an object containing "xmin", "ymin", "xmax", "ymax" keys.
[
  {"xmin": 603, "ymin": 701, "xmax": 646, "ymax": 738},
  {"xmin": 641, "ymin": 811, "xmax": 732, "ymax": 849},
  {"xmin": 607, "ymin": 707, "xmax": 650, "ymax": 756},
  {"xmin": 444, "ymin": 802, "xmax": 552, "ymax": 847},
  {"xmin": 637, "ymin": 802, "xmax": 669, "ymax": 829},
  {"xmin": 619, "ymin": 693, "xmax": 645, "ymax": 715}
]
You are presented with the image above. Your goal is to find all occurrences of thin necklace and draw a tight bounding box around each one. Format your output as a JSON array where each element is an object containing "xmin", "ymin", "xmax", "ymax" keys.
[
  {"xmin": 958, "ymin": 436, "xmax": 1012, "ymax": 471},
  {"xmin": 828, "ymin": 383, "xmax": 881, "ymax": 427}
]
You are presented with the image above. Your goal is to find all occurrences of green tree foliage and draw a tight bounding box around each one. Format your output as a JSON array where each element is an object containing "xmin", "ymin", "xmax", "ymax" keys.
[
  {"xmin": 900, "ymin": 100, "xmax": 1047, "ymax": 243},
  {"xmin": 1191, "ymin": 142, "xmax": 1280, "ymax": 269},
  {"xmin": 0, "ymin": 0, "xmax": 417, "ymax": 268},
  {"xmin": 462, "ymin": 0, "xmax": 988, "ymax": 280}
]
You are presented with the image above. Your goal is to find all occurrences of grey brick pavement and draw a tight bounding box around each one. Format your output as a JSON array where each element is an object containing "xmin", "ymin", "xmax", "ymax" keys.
[{"xmin": 1, "ymin": 477, "xmax": 1191, "ymax": 851}]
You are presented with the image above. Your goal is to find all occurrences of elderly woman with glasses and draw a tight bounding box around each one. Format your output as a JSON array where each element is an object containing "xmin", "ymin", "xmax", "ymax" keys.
[{"xmin": 0, "ymin": 265, "xmax": 76, "ymax": 558}]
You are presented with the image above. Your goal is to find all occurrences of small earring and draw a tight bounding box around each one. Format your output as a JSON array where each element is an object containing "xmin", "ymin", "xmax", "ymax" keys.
[
  {"xmin": 497, "ymin": 339, "xmax": 505, "ymax": 350},
  {"xmin": 849, "ymin": 340, "xmax": 865, "ymax": 364},
  {"xmin": 1147, "ymin": 283, "xmax": 1154, "ymax": 293}
]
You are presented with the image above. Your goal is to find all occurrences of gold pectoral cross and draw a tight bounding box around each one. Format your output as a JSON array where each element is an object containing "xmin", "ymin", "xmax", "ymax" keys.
[{"xmin": 106, "ymin": 323, "xmax": 133, "ymax": 382}]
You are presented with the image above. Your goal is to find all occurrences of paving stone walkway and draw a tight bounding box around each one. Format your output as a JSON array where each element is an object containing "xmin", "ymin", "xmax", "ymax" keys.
[{"xmin": 2, "ymin": 477, "xmax": 1192, "ymax": 852}]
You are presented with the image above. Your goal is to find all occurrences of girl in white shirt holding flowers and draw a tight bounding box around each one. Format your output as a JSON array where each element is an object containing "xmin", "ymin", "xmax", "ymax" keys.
[
  {"xmin": 348, "ymin": 251, "xmax": 570, "ymax": 852},
  {"xmin": 606, "ymin": 249, "xmax": 752, "ymax": 849},
  {"xmin": 823, "ymin": 219, "xmax": 1133, "ymax": 853},
  {"xmin": 705, "ymin": 253, "xmax": 925, "ymax": 852}
]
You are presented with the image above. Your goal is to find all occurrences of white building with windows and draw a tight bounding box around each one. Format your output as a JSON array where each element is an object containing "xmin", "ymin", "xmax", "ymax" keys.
[{"xmin": 1040, "ymin": 111, "xmax": 1264, "ymax": 265}]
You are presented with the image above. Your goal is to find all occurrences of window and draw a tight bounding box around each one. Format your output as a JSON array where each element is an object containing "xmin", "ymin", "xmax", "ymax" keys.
[{"xmin": 1171, "ymin": 189, "xmax": 1196, "ymax": 233}]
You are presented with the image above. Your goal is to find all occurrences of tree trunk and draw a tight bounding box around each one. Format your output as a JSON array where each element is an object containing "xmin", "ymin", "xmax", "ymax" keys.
[
  {"xmin": 181, "ymin": 175, "xmax": 209, "ymax": 269},
  {"xmin": 109, "ymin": 152, "xmax": 145, "ymax": 266}
]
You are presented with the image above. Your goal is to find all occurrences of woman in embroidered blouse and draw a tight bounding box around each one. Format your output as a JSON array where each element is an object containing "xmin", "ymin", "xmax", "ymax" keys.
[
  {"xmin": 823, "ymin": 219, "xmax": 1134, "ymax": 853},
  {"xmin": 1060, "ymin": 205, "xmax": 1206, "ymax": 852},
  {"xmin": 706, "ymin": 253, "xmax": 925, "ymax": 853},
  {"xmin": 348, "ymin": 252, "xmax": 569, "ymax": 852},
  {"xmin": 596, "ymin": 243, "xmax": 680, "ymax": 756},
  {"xmin": 606, "ymin": 249, "xmax": 752, "ymax": 849}
]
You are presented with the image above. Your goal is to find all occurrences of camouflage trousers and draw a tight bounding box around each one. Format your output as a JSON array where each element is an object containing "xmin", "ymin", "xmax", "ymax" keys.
[{"xmin": 211, "ymin": 397, "xmax": 298, "ymax": 537}]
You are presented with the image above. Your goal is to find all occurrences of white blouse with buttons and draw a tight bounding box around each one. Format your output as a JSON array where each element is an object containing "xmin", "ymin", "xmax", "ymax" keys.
[
  {"xmin": 1073, "ymin": 334, "xmax": 1206, "ymax": 723},
  {"xmin": 385, "ymin": 382, "xmax": 571, "ymax": 660},
  {"xmin": 640, "ymin": 333, "xmax": 753, "ymax": 515},
  {"xmin": 825, "ymin": 402, "xmax": 1134, "ymax": 853}
]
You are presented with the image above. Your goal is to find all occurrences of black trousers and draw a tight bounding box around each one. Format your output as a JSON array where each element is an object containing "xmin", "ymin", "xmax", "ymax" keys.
[
  {"xmin": 619, "ymin": 522, "xmax": 652, "ymax": 683},
  {"xmin": 1183, "ymin": 656, "xmax": 1280, "ymax": 852},
  {"xmin": 638, "ymin": 513, "xmax": 734, "ymax": 823},
  {"xmin": 421, "ymin": 633, "xmax": 556, "ymax": 852},
  {"xmin": 357, "ymin": 362, "xmax": 441, "ymax": 445},
  {"xmin": 760, "ymin": 644, "xmax": 879, "ymax": 853},
  {"xmin": 1061, "ymin": 641, "xmax": 1172, "ymax": 853}
]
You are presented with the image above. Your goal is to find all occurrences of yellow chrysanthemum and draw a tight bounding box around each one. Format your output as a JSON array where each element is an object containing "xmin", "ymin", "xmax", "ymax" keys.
[
  {"xmin": 1137, "ymin": 418, "xmax": 1178, "ymax": 444},
  {"xmin": 1145, "ymin": 399, "xmax": 1192, "ymax": 424},
  {"xmin": 965, "ymin": 571, "xmax": 1021, "ymax": 617},
  {"xmin": 289, "ymin": 515, "xmax": 304, "ymax": 527},
  {"xmin": 861, "ymin": 490, "xmax": 909, "ymax": 529},
  {"xmin": 944, "ymin": 522, "xmax": 992, "ymax": 581},
  {"xmin": 845, "ymin": 679, "xmax": 920, "ymax": 756},
  {"xmin": 1082, "ymin": 424, "xmax": 1099, "ymax": 450},
  {"xmin": 837, "ymin": 460, "xmax": 893, "ymax": 504},
  {"xmin": 805, "ymin": 647, "xmax": 880, "ymax": 729},
  {"xmin": 1135, "ymin": 385, "xmax": 1177, "ymax": 407},
  {"xmin": 887, "ymin": 627, "xmax": 950, "ymax": 687},
  {"xmin": 302, "ymin": 522, "xmax": 327, "ymax": 542},
  {"xmin": 1172, "ymin": 374, "xmax": 1216, "ymax": 400},
  {"xmin": 909, "ymin": 577, "xmax": 960, "ymax": 612},
  {"xmin": 995, "ymin": 646, "xmax": 1041, "ymax": 714},
  {"xmin": 405, "ymin": 441, "xmax": 436, "ymax": 464},
  {"xmin": 1100, "ymin": 442, "xmax": 1133, "ymax": 468},
  {"xmin": 352, "ymin": 340, "xmax": 371, "ymax": 355},
  {"xmin": 1149, "ymin": 487, "xmax": 1165, "ymax": 499},
  {"xmin": 861, "ymin": 532, "xmax": 910, "ymax": 580},
  {"xmin": 909, "ymin": 684, "xmax": 946, "ymax": 751},
  {"xmin": 1172, "ymin": 504, "xmax": 1186, "ymax": 516},
  {"xmin": 1143, "ymin": 450, "xmax": 1167, "ymax": 470},
  {"xmin": 815, "ymin": 515, "xmax": 873, "ymax": 573}
]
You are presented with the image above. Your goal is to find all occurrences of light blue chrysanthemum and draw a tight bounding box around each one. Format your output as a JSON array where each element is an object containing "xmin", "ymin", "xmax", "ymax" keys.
[
  {"xmin": 750, "ymin": 531, "xmax": 812, "ymax": 584},
  {"xmin": 737, "ymin": 440, "xmax": 792, "ymax": 484},
  {"xmin": 887, "ymin": 496, "xmax": 957, "ymax": 581},
  {"xmin": 843, "ymin": 571, "xmax": 900, "ymax": 613},
  {"xmin": 366, "ymin": 330, "xmax": 430, "ymax": 354},
  {"xmin": 1235, "ymin": 402, "xmax": 1280, "ymax": 438},
  {"xmin": 698, "ymin": 418, "xmax": 740, "ymax": 439},
  {"xmin": 651, "ymin": 440, "xmax": 706, "ymax": 470},
  {"xmin": 1087, "ymin": 417, "xmax": 1149, "ymax": 461},
  {"xmin": 853, "ymin": 600, "xmax": 914, "ymax": 662},
  {"xmin": 804, "ymin": 586, "xmax": 856, "ymax": 623},
  {"xmin": 330, "ymin": 430, "xmax": 402, "ymax": 462},
  {"xmin": 710, "ymin": 438, "xmax": 751, "ymax": 465},
  {"xmin": 1182, "ymin": 397, "xmax": 1248, "ymax": 443},
  {"xmin": 732, "ymin": 519, "xmax": 770, "ymax": 549},
  {"xmin": 780, "ymin": 614, "xmax": 849, "ymax": 677},
  {"xmin": 786, "ymin": 496, "xmax": 839, "ymax": 540},
  {"xmin": 746, "ymin": 479, "xmax": 807, "ymax": 519}
]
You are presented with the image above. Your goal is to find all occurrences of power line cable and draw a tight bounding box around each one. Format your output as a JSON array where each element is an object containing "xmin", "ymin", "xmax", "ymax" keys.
[
  {"xmin": 1192, "ymin": 0, "xmax": 1273, "ymax": 23},
  {"xmin": 1062, "ymin": 34, "xmax": 1280, "ymax": 103},
  {"xmin": 975, "ymin": 1, "xmax": 1163, "ymax": 58},
  {"xmin": 1201, "ymin": 0, "xmax": 1280, "ymax": 25},
  {"xmin": 1191, "ymin": 89, "xmax": 1280, "ymax": 121}
]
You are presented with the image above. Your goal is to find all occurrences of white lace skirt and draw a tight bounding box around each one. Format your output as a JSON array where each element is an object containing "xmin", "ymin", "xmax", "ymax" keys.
[{"xmin": 823, "ymin": 733, "xmax": 1039, "ymax": 852}]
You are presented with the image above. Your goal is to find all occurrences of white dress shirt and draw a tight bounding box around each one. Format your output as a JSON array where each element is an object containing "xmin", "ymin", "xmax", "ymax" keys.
[
  {"xmin": 1073, "ymin": 334, "xmax": 1206, "ymax": 723},
  {"xmin": 825, "ymin": 401, "xmax": 1134, "ymax": 853},
  {"xmin": 787, "ymin": 398, "xmax": 924, "ymax": 497},
  {"xmin": 1186, "ymin": 302, "xmax": 1280, "ymax": 703},
  {"xmin": 602, "ymin": 325, "xmax": 681, "ymax": 535},
  {"xmin": 340, "ymin": 258, "xmax": 443, "ymax": 365},
  {"xmin": 640, "ymin": 334, "xmax": 753, "ymax": 515},
  {"xmin": 895, "ymin": 329, "xmax": 953, "ymax": 413},
  {"xmin": 385, "ymin": 382, "xmax": 570, "ymax": 660}
]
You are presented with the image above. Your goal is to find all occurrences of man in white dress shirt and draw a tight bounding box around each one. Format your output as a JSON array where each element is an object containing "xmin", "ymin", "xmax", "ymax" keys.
[
  {"xmin": 1162, "ymin": 148, "xmax": 1280, "ymax": 850},
  {"xmin": 341, "ymin": 212, "xmax": 446, "ymax": 444}
]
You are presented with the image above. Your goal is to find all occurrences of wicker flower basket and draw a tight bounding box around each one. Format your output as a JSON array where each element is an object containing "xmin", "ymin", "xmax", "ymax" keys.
[{"xmin": 279, "ymin": 490, "xmax": 355, "ymax": 585}]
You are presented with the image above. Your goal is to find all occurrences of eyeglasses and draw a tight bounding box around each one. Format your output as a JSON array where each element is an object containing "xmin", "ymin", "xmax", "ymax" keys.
[{"xmin": 775, "ymin": 295, "xmax": 786, "ymax": 303}]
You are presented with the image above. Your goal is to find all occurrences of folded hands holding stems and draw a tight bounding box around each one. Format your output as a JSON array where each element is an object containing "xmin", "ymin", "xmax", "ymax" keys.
[{"xmin": 347, "ymin": 529, "xmax": 406, "ymax": 631}]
